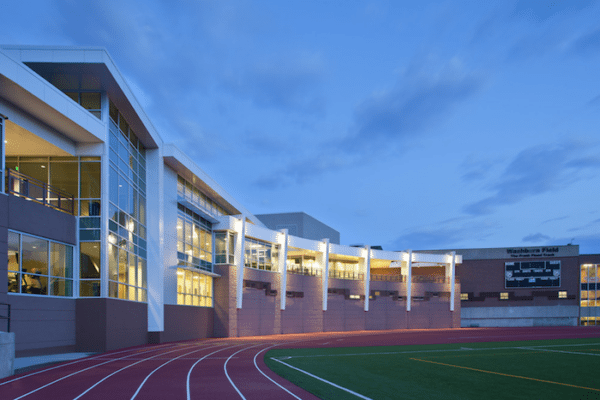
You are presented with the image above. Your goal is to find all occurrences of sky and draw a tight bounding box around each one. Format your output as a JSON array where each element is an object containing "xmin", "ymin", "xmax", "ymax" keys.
[{"xmin": 3, "ymin": 0, "xmax": 600, "ymax": 253}]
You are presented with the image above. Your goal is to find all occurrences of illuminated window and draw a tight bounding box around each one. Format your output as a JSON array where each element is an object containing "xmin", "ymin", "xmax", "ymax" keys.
[
  {"xmin": 349, "ymin": 294, "xmax": 361, "ymax": 300},
  {"xmin": 558, "ymin": 291, "xmax": 567, "ymax": 299},
  {"xmin": 461, "ymin": 293, "xmax": 469, "ymax": 301},
  {"xmin": 176, "ymin": 268, "xmax": 213, "ymax": 307},
  {"xmin": 500, "ymin": 292, "xmax": 509, "ymax": 300}
]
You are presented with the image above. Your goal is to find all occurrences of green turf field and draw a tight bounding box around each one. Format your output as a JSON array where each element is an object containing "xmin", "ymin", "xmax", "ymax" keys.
[{"xmin": 265, "ymin": 338, "xmax": 600, "ymax": 400}]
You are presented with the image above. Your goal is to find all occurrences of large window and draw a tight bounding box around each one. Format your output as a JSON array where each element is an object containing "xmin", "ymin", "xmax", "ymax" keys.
[
  {"xmin": 244, "ymin": 238, "xmax": 278, "ymax": 271},
  {"xmin": 7, "ymin": 231, "xmax": 74, "ymax": 296},
  {"xmin": 108, "ymin": 101, "xmax": 147, "ymax": 302},
  {"xmin": 581, "ymin": 264, "xmax": 599, "ymax": 326},
  {"xmin": 177, "ymin": 175, "xmax": 227, "ymax": 218},
  {"xmin": 214, "ymin": 231, "xmax": 235, "ymax": 264},
  {"xmin": 177, "ymin": 204, "xmax": 213, "ymax": 272},
  {"xmin": 176, "ymin": 268, "xmax": 213, "ymax": 307},
  {"xmin": 329, "ymin": 258, "xmax": 362, "ymax": 280}
]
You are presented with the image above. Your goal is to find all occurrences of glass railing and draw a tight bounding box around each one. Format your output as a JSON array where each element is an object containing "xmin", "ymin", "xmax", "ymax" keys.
[{"xmin": 5, "ymin": 169, "xmax": 75, "ymax": 215}]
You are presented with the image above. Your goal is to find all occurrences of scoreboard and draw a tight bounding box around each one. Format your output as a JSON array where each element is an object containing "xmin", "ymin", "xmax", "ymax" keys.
[{"xmin": 505, "ymin": 261, "xmax": 561, "ymax": 288}]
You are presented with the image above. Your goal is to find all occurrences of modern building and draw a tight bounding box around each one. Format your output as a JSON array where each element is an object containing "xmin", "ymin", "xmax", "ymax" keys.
[
  {"xmin": 256, "ymin": 212, "xmax": 340, "ymax": 244},
  {"xmin": 0, "ymin": 46, "xmax": 461, "ymax": 356},
  {"xmin": 423, "ymin": 245, "xmax": 600, "ymax": 327}
]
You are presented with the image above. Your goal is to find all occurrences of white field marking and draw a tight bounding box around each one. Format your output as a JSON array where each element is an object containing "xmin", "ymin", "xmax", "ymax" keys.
[
  {"xmin": 253, "ymin": 342, "xmax": 304, "ymax": 400},
  {"xmin": 320, "ymin": 342, "xmax": 331, "ymax": 345},
  {"xmin": 12, "ymin": 344, "xmax": 192, "ymax": 400},
  {"xmin": 130, "ymin": 343, "xmax": 225, "ymax": 400},
  {"xmin": 0, "ymin": 343, "xmax": 177, "ymax": 387},
  {"xmin": 186, "ymin": 344, "xmax": 245, "ymax": 400},
  {"xmin": 224, "ymin": 343, "xmax": 267, "ymax": 400},
  {"xmin": 72, "ymin": 343, "xmax": 205, "ymax": 400},
  {"xmin": 271, "ymin": 357, "xmax": 373, "ymax": 400},
  {"xmin": 273, "ymin": 342, "xmax": 600, "ymax": 360},
  {"xmin": 516, "ymin": 346, "xmax": 600, "ymax": 357}
]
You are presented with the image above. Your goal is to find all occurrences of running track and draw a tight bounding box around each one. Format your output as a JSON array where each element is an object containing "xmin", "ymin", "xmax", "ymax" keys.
[{"xmin": 2, "ymin": 326, "xmax": 599, "ymax": 400}]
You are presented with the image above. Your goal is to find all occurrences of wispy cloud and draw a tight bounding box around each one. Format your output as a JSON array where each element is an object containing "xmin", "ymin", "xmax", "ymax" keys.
[
  {"xmin": 522, "ymin": 233, "xmax": 551, "ymax": 243},
  {"xmin": 463, "ymin": 140, "xmax": 600, "ymax": 215},
  {"xmin": 389, "ymin": 218, "xmax": 497, "ymax": 251},
  {"xmin": 221, "ymin": 53, "xmax": 326, "ymax": 115},
  {"xmin": 510, "ymin": 0, "xmax": 595, "ymax": 23},
  {"xmin": 254, "ymin": 58, "xmax": 483, "ymax": 188}
]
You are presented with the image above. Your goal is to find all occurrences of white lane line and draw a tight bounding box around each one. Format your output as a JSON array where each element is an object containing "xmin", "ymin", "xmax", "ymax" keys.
[
  {"xmin": 275, "ymin": 342, "xmax": 600, "ymax": 360},
  {"xmin": 72, "ymin": 343, "xmax": 205, "ymax": 400},
  {"xmin": 271, "ymin": 357, "xmax": 372, "ymax": 400},
  {"xmin": 186, "ymin": 344, "xmax": 244, "ymax": 400},
  {"xmin": 130, "ymin": 344, "xmax": 225, "ymax": 400},
  {"xmin": 0, "ymin": 343, "xmax": 176, "ymax": 387},
  {"xmin": 516, "ymin": 346, "xmax": 600, "ymax": 357},
  {"xmin": 252, "ymin": 343, "xmax": 303, "ymax": 400},
  {"xmin": 12, "ymin": 344, "xmax": 189, "ymax": 400},
  {"xmin": 224, "ymin": 343, "xmax": 267, "ymax": 400}
]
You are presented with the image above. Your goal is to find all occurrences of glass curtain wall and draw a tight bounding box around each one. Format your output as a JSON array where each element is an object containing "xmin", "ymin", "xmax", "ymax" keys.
[
  {"xmin": 177, "ymin": 175, "xmax": 227, "ymax": 217},
  {"xmin": 107, "ymin": 101, "xmax": 147, "ymax": 302},
  {"xmin": 177, "ymin": 204, "xmax": 213, "ymax": 272},
  {"xmin": 5, "ymin": 156, "xmax": 101, "ymax": 296},
  {"xmin": 244, "ymin": 238, "xmax": 279, "ymax": 271},
  {"xmin": 581, "ymin": 264, "xmax": 599, "ymax": 325},
  {"xmin": 176, "ymin": 268, "xmax": 213, "ymax": 307},
  {"xmin": 7, "ymin": 231, "xmax": 74, "ymax": 296}
]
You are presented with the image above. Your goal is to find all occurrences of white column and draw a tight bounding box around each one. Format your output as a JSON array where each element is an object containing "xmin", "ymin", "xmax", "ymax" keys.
[
  {"xmin": 449, "ymin": 251, "xmax": 456, "ymax": 312},
  {"xmin": 364, "ymin": 246, "xmax": 371, "ymax": 312},
  {"xmin": 235, "ymin": 217, "xmax": 246, "ymax": 309},
  {"xmin": 321, "ymin": 238, "xmax": 330, "ymax": 311},
  {"xmin": 146, "ymin": 147, "xmax": 165, "ymax": 332},
  {"xmin": 279, "ymin": 229, "xmax": 288, "ymax": 310},
  {"xmin": 406, "ymin": 249, "xmax": 412, "ymax": 312}
]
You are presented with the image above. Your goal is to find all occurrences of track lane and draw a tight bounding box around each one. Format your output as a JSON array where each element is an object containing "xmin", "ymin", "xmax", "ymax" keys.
[{"xmin": 0, "ymin": 326, "xmax": 598, "ymax": 400}]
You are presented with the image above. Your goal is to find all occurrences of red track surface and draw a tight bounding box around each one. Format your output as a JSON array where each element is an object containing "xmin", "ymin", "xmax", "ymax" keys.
[{"xmin": 2, "ymin": 326, "xmax": 599, "ymax": 400}]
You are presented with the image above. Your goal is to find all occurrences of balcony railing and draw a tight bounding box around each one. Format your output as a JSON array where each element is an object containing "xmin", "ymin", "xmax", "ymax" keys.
[
  {"xmin": 371, "ymin": 274, "xmax": 405, "ymax": 282},
  {"xmin": 6, "ymin": 169, "xmax": 75, "ymax": 215},
  {"xmin": 329, "ymin": 270, "xmax": 364, "ymax": 280}
]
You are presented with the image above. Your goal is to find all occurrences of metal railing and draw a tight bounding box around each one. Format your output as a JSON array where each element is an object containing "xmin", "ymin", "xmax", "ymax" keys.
[
  {"xmin": 0, "ymin": 303, "xmax": 10, "ymax": 332},
  {"xmin": 6, "ymin": 169, "xmax": 75, "ymax": 214},
  {"xmin": 287, "ymin": 265, "xmax": 322, "ymax": 277},
  {"xmin": 371, "ymin": 274, "xmax": 405, "ymax": 282},
  {"xmin": 328, "ymin": 270, "xmax": 364, "ymax": 281},
  {"xmin": 411, "ymin": 276, "xmax": 460, "ymax": 283}
]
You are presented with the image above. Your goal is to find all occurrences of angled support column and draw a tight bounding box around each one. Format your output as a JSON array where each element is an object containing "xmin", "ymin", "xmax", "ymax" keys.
[
  {"xmin": 364, "ymin": 246, "xmax": 371, "ymax": 312},
  {"xmin": 406, "ymin": 249, "xmax": 412, "ymax": 312},
  {"xmin": 235, "ymin": 217, "xmax": 246, "ymax": 309},
  {"xmin": 321, "ymin": 238, "xmax": 330, "ymax": 311},
  {"xmin": 279, "ymin": 229, "xmax": 289, "ymax": 310},
  {"xmin": 449, "ymin": 251, "xmax": 456, "ymax": 312}
]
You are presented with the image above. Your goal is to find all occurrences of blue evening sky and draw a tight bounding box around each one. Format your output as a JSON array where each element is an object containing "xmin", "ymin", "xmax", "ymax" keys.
[{"xmin": 3, "ymin": 0, "xmax": 600, "ymax": 253}]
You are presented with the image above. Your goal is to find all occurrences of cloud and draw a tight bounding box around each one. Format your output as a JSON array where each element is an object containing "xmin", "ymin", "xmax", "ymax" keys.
[
  {"xmin": 463, "ymin": 140, "xmax": 600, "ymax": 215},
  {"xmin": 570, "ymin": 27, "xmax": 600, "ymax": 55},
  {"xmin": 510, "ymin": 0, "xmax": 595, "ymax": 23},
  {"xmin": 254, "ymin": 58, "xmax": 482, "ymax": 188},
  {"xmin": 460, "ymin": 155, "xmax": 498, "ymax": 182},
  {"xmin": 522, "ymin": 233, "xmax": 551, "ymax": 243},
  {"xmin": 221, "ymin": 53, "xmax": 326, "ymax": 115},
  {"xmin": 343, "ymin": 65, "xmax": 481, "ymax": 152},
  {"xmin": 389, "ymin": 218, "xmax": 497, "ymax": 251}
]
